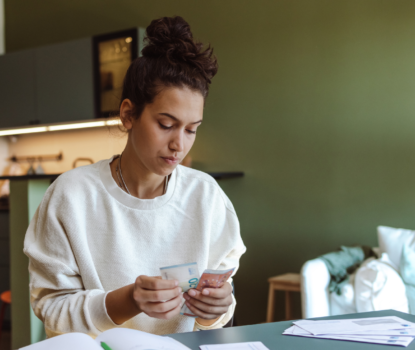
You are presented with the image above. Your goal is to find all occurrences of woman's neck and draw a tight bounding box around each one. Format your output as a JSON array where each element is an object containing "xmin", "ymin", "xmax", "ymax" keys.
[{"xmin": 110, "ymin": 147, "xmax": 166, "ymax": 199}]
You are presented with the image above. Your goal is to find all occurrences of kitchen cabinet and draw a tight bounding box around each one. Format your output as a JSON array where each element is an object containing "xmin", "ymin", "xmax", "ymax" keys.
[
  {"xmin": 35, "ymin": 38, "xmax": 94, "ymax": 124},
  {"xmin": 0, "ymin": 39, "xmax": 92, "ymax": 128},
  {"xmin": 0, "ymin": 28, "xmax": 145, "ymax": 129},
  {"xmin": 0, "ymin": 49, "xmax": 37, "ymax": 127}
]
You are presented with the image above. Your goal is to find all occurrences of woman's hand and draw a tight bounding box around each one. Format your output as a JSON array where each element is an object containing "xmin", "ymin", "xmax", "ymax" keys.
[
  {"xmin": 132, "ymin": 276, "xmax": 183, "ymax": 319},
  {"xmin": 106, "ymin": 276, "xmax": 182, "ymax": 325},
  {"xmin": 183, "ymin": 282, "xmax": 233, "ymax": 324}
]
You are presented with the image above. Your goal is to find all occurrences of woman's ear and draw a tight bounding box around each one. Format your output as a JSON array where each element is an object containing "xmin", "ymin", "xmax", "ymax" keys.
[{"xmin": 119, "ymin": 99, "xmax": 135, "ymax": 130}]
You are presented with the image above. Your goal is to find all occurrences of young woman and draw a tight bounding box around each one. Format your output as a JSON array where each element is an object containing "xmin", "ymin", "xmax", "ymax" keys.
[{"xmin": 24, "ymin": 16, "xmax": 246, "ymax": 338}]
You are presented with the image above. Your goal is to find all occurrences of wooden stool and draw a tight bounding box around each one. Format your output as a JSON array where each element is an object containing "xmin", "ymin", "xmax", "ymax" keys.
[{"xmin": 266, "ymin": 273, "xmax": 301, "ymax": 323}]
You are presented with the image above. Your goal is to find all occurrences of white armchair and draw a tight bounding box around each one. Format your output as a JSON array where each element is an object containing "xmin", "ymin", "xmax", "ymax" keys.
[
  {"xmin": 301, "ymin": 241, "xmax": 409, "ymax": 319},
  {"xmin": 300, "ymin": 258, "xmax": 331, "ymax": 318},
  {"xmin": 301, "ymin": 257, "xmax": 359, "ymax": 318}
]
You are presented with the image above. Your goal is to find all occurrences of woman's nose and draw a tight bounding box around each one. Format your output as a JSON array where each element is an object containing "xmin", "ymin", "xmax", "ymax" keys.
[{"xmin": 169, "ymin": 131, "xmax": 184, "ymax": 152}]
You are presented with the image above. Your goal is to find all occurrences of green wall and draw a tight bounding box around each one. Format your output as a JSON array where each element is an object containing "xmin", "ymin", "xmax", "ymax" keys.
[{"xmin": 6, "ymin": 0, "xmax": 415, "ymax": 326}]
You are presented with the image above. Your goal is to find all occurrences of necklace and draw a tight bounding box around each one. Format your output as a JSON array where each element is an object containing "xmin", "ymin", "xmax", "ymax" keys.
[{"xmin": 115, "ymin": 153, "xmax": 168, "ymax": 196}]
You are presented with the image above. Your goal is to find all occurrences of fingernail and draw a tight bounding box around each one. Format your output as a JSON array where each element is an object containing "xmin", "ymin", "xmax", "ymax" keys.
[
  {"xmin": 189, "ymin": 289, "xmax": 196, "ymax": 297},
  {"xmin": 178, "ymin": 287, "xmax": 182, "ymax": 293},
  {"xmin": 174, "ymin": 280, "xmax": 179, "ymax": 286},
  {"xmin": 202, "ymin": 289, "xmax": 209, "ymax": 295}
]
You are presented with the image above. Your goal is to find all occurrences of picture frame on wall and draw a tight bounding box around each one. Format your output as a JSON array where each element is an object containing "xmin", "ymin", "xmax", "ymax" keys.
[{"xmin": 92, "ymin": 28, "xmax": 139, "ymax": 119}]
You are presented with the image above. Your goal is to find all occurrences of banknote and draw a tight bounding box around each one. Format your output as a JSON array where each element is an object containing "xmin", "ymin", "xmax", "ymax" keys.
[
  {"xmin": 160, "ymin": 262, "xmax": 200, "ymax": 293},
  {"xmin": 180, "ymin": 267, "xmax": 236, "ymax": 317}
]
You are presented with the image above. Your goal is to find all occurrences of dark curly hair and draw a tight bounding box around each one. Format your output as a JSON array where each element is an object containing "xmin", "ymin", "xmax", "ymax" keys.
[{"xmin": 120, "ymin": 16, "xmax": 218, "ymax": 119}]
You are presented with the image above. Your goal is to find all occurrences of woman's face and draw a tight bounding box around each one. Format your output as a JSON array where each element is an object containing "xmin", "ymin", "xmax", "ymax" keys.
[{"xmin": 122, "ymin": 86, "xmax": 204, "ymax": 177}]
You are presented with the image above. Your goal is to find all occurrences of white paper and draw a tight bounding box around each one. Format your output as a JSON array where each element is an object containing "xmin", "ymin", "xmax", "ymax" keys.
[
  {"xmin": 290, "ymin": 325, "xmax": 411, "ymax": 341},
  {"xmin": 200, "ymin": 342, "xmax": 269, "ymax": 350},
  {"xmin": 284, "ymin": 325, "xmax": 415, "ymax": 337},
  {"xmin": 336, "ymin": 329, "xmax": 415, "ymax": 337},
  {"xmin": 19, "ymin": 333, "xmax": 101, "ymax": 350},
  {"xmin": 96, "ymin": 328, "xmax": 190, "ymax": 350},
  {"xmin": 294, "ymin": 316, "xmax": 415, "ymax": 335},
  {"xmin": 284, "ymin": 325, "xmax": 413, "ymax": 347}
]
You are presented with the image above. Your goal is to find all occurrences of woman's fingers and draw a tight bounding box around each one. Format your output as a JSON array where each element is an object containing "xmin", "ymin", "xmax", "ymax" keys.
[
  {"xmin": 186, "ymin": 282, "xmax": 233, "ymax": 305},
  {"xmin": 143, "ymin": 294, "xmax": 183, "ymax": 314},
  {"xmin": 142, "ymin": 287, "xmax": 182, "ymax": 302},
  {"xmin": 147, "ymin": 299, "xmax": 182, "ymax": 319},
  {"xmin": 183, "ymin": 282, "xmax": 233, "ymax": 319},
  {"xmin": 134, "ymin": 275, "xmax": 181, "ymax": 302},
  {"xmin": 199, "ymin": 282, "xmax": 233, "ymax": 298},
  {"xmin": 184, "ymin": 300, "xmax": 225, "ymax": 319},
  {"xmin": 137, "ymin": 275, "xmax": 178, "ymax": 290},
  {"xmin": 185, "ymin": 290, "xmax": 231, "ymax": 306},
  {"xmin": 132, "ymin": 275, "xmax": 183, "ymax": 319},
  {"xmin": 185, "ymin": 296, "xmax": 229, "ymax": 316}
]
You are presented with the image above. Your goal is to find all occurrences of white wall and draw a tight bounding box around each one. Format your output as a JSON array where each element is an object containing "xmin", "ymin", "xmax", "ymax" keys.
[
  {"xmin": 0, "ymin": 0, "xmax": 4, "ymax": 55},
  {"xmin": 5, "ymin": 126, "xmax": 127, "ymax": 174},
  {"xmin": 0, "ymin": 136, "xmax": 8, "ymax": 173}
]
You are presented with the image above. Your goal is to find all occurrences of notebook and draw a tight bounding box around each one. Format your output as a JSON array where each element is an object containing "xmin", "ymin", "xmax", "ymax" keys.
[{"xmin": 20, "ymin": 327, "xmax": 190, "ymax": 350}]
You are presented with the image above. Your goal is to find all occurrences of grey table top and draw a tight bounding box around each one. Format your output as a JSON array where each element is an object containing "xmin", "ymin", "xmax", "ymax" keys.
[{"xmin": 169, "ymin": 310, "xmax": 415, "ymax": 350}]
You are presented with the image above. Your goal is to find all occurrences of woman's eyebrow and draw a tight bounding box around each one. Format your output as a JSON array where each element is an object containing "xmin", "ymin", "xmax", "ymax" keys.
[{"xmin": 158, "ymin": 113, "xmax": 203, "ymax": 125}]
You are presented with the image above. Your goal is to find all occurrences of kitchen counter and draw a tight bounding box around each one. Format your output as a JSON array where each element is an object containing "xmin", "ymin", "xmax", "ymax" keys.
[
  {"xmin": 0, "ymin": 174, "xmax": 60, "ymax": 180},
  {"xmin": 0, "ymin": 171, "xmax": 244, "ymax": 181}
]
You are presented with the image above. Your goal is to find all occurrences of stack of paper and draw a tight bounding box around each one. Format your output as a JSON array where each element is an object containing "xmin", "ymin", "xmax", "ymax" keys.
[{"xmin": 283, "ymin": 316, "xmax": 415, "ymax": 347}]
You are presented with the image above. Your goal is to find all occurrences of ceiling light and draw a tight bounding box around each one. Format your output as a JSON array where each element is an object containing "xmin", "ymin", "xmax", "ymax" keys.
[
  {"xmin": 105, "ymin": 119, "xmax": 122, "ymax": 126},
  {"xmin": 0, "ymin": 118, "xmax": 121, "ymax": 136},
  {"xmin": 49, "ymin": 121, "xmax": 106, "ymax": 131},
  {"xmin": 0, "ymin": 126, "xmax": 48, "ymax": 136}
]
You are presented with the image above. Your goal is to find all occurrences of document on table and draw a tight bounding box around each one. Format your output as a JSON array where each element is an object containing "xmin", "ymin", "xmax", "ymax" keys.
[
  {"xmin": 294, "ymin": 316, "xmax": 415, "ymax": 335},
  {"xmin": 199, "ymin": 342, "xmax": 269, "ymax": 350},
  {"xmin": 283, "ymin": 316, "xmax": 415, "ymax": 347},
  {"xmin": 284, "ymin": 325, "xmax": 414, "ymax": 347}
]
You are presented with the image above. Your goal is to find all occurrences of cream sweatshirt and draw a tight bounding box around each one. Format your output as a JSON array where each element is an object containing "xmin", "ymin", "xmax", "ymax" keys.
[{"xmin": 24, "ymin": 157, "xmax": 246, "ymax": 338}]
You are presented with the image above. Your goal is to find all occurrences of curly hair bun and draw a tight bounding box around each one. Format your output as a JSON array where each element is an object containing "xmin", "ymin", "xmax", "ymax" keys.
[{"xmin": 142, "ymin": 16, "xmax": 218, "ymax": 82}]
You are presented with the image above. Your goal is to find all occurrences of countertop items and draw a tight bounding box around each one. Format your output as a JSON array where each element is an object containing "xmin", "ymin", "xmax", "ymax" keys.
[
  {"xmin": 0, "ymin": 174, "xmax": 60, "ymax": 180},
  {"xmin": 0, "ymin": 171, "xmax": 244, "ymax": 181}
]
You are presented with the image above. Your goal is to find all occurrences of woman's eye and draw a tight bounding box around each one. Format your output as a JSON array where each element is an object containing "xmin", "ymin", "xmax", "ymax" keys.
[
  {"xmin": 186, "ymin": 130, "xmax": 196, "ymax": 134},
  {"xmin": 159, "ymin": 122, "xmax": 172, "ymax": 130}
]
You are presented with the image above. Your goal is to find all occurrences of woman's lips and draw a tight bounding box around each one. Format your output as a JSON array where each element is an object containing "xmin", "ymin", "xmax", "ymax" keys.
[{"xmin": 161, "ymin": 157, "xmax": 180, "ymax": 165}]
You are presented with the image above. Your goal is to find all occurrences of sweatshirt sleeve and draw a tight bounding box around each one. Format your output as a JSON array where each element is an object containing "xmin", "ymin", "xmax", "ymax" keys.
[
  {"xmin": 196, "ymin": 185, "xmax": 246, "ymax": 330},
  {"xmin": 23, "ymin": 184, "xmax": 117, "ymax": 338},
  {"xmin": 210, "ymin": 186, "xmax": 247, "ymax": 275}
]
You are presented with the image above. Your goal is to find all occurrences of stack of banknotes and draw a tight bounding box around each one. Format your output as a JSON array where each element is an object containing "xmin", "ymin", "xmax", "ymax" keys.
[{"xmin": 160, "ymin": 262, "xmax": 235, "ymax": 317}]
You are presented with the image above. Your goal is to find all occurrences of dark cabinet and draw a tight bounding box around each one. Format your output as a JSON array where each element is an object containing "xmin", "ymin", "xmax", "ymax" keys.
[
  {"xmin": 35, "ymin": 38, "xmax": 94, "ymax": 124},
  {"xmin": 0, "ymin": 29, "xmax": 144, "ymax": 129},
  {"xmin": 0, "ymin": 39, "xmax": 93, "ymax": 128},
  {"xmin": 0, "ymin": 50, "xmax": 37, "ymax": 128}
]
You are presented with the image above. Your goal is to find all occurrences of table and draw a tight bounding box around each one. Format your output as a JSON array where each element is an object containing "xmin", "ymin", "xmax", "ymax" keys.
[
  {"xmin": 169, "ymin": 310, "xmax": 415, "ymax": 350},
  {"xmin": 266, "ymin": 273, "xmax": 301, "ymax": 322}
]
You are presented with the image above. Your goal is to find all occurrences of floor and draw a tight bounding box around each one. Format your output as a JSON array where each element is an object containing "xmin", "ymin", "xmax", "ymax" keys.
[{"xmin": 0, "ymin": 330, "xmax": 11, "ymax": 350}]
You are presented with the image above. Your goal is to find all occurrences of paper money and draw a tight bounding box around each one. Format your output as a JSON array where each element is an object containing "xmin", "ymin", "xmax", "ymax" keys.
[
  {"xmin": 160, "ymin": 262, "xmax": 200, "ymax": 293},
  {"xmin": 180, "ymin": 267, "xmax": 235, "ymax": 317}
]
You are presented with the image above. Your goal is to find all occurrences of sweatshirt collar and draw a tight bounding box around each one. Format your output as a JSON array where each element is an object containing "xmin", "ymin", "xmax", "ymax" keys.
[{"xmin": 99, "ymin": 156, "xmax": 177, "ymax": 210}]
